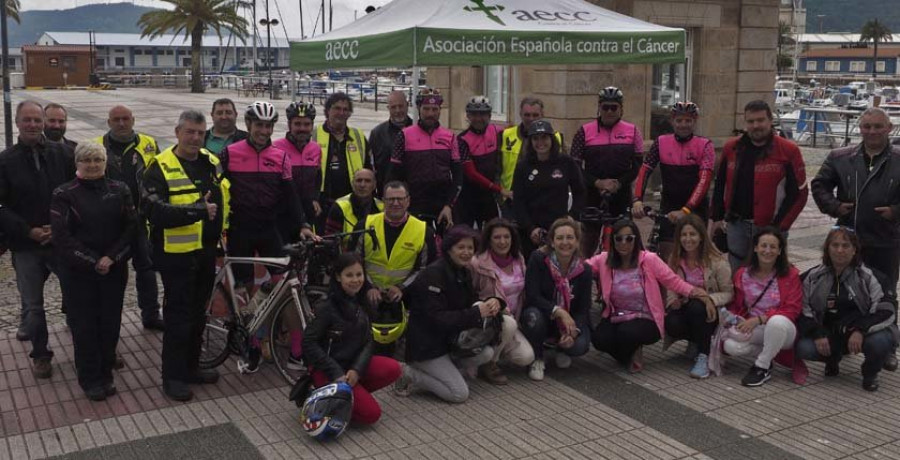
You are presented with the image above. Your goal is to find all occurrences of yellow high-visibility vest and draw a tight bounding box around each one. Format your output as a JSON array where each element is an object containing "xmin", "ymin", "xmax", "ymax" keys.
[
  {"xmin": 313, "ymin": 125, "xmax": 366, "ymax": 193},
  {"xmin": 94, "ymin": 133, "xmax": 158, "ymax": 167},
  {"xmin": 363, "ymin": 212, "xmax": 425, "ymax": 289},
  {"xmin": 335, "ymin": 194, "xmax": 383, "ymax": 234}
]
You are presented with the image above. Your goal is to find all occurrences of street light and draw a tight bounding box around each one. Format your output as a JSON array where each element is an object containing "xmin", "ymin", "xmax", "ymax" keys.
[{"xmin": 259, "ymin": 0, "xmax": 279, "ymax": 99}]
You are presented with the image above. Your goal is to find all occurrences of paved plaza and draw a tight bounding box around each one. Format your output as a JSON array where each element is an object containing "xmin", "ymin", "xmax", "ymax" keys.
[{"xmin": 0, "ymin": 88, "xmax": 898, "ymax": 459}]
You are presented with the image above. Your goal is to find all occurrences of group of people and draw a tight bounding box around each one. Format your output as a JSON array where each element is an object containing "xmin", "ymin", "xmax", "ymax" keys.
[{"xmin": 1, "ymin": 84, "xmax": 899, "ymax": 432}]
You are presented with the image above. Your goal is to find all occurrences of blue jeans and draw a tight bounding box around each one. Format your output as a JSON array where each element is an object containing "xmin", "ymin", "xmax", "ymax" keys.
[
  {"xmin": 11, "ymin": 248, "xmax": 55, "ymax": 360},
  {"xmin": 519, "ymin": 307, "xmax": 591, "ymax": 360},
  {"xmin": 796, "ymin": 329, "xmax": 895, "ymax": 378}
]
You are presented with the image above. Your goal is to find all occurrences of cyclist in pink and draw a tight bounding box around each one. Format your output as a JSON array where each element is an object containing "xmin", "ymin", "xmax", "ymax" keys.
[
  {"xmin": 273, "ymin": 101, "xmax": 322, "ymax": 241},
  {"xmin": 458, "ymin": 96, "xmax": 507, "ymax": 228}
]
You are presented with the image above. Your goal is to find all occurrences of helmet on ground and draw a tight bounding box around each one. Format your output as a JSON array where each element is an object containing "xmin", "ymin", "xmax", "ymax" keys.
[
  {"xmin": 527, "ymin": 119, "xmax": 554, "ymax": 137},
  {"xmin": 671, "ymin": 101, "xmax": 700, "ymax": 118},
  {"xmin": 300, "ymin": 382, "xmax": 353, "ymax": 441},
  {"xmin": 415, "ymin": 88, "xmax": 443, "ymax": 107},
  {"xmin": 286, "ymin": 101, "xmax": 316, "ymax": 121},
  {"xmin": 371, "ymin": 301, "xmax": 407, "ymax": 345},
  {"xmin": 465, "ymin": 95, "xmax": 492, "ymax": 113},
  {"xmin": 245, "ymin": 101, "xmax": 278, "ymax": 123},
  {"xmin": 598, "ymin": 86, "xmax": 624, "ymax": 104}
]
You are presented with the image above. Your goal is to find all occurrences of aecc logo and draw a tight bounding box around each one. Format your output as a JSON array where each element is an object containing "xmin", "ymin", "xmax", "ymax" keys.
[{"xmin": 325, "ymin": 40, "xmax": 359, "ymax": 61}]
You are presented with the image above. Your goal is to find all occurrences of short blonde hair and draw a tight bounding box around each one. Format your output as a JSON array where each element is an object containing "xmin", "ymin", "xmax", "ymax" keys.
[{"xmin": 73, "ymin": 141, "xmax": 107, "ymax": 163}]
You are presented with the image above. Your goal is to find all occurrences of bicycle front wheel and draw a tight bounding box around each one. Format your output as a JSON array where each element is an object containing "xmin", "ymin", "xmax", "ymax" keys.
[
  {"xmin": 270, "ymin": 286, "xmax": 328, "ymax": 385},
  {"xmin": 199, "ymin": 279, "xmax": 239, "ymax": 369}
]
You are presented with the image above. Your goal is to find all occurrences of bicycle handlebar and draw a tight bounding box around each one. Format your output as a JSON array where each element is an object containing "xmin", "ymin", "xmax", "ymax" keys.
[{"xmin": 282, "ymin": 227, "xmax": 376, "ymax": 257}]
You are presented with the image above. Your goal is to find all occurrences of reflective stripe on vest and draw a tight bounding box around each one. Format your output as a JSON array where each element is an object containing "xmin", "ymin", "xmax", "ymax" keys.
[
  {"xmin": 335, "ymin": 194, "xmax": 384, "ymax": 234},
  {"xmin": 154, "ymin": 147, "xmax": 231, "ymax": 253},
  {"xmin": 314, "ymin": 125, "xmax": 366, "ymax": 192},
  {"xmin": 500, "ymin": 126, "xmax": 563, "ymax": 191},
  {"xmin": 363, "ymin": 212, "xmax": 426, "ymax": 289},
  {"xmin": 94, "ymin": 133, "xmax": 158, "ymax": 167}
]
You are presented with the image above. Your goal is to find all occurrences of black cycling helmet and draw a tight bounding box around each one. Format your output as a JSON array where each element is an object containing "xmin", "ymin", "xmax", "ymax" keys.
[
  {"xmin": 286, "ymin": 101, "xmax": 316, "ymax": 121},
  {"xmin": 527, "ymin": 119, "xmax": 554, "ymax": 137},
  {"xmin": 671, "ymin": 101, "xmax": 700, "ymax": 118},
  {"xmin": 245, "ymin": 101, "xmax": 278, "ymax": 123},
  {"xmin": 415, "ymin": 88, "xmax": 443, "ymax": 107},
  {"xmin": 465, "ymin": 95, "xmax": 492, "ymax": 113},
  {"xmin": 598, "ymin": 86, "xmax": 624, "ymax": 104}
]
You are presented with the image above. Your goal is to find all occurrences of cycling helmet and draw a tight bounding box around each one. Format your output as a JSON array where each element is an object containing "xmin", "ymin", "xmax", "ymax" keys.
[
  {"xmin": 245, "ymin": 101, "xmax": 278, "ymax": 123},
  {"xmin": 300, "ymin": 382, "xmax": 353, "ymax": 441},
  {"xmin": 671, "ymin": 101, "xmax": 700, "ymax": 118},
  {"xmin": 527, "ymin": 119, "xmax": 554, "ymax": 137},
  {"xmin": 465, "ymin": 95, "xmax": 492, "ymax": 113},
  {"xmin": 415, "ymin": 88, "xmax": 443, "ymax": 107},
  {"xmin": 598, "ymin": 86, "xmax": 624, "ymax": 104},
  {"xmin": 286, "ymin": 101, "xmax": 316, "ymax": 121},
  {"xmin": 371, "ymin": 302, "xmax": 407, "ymax": 345}
]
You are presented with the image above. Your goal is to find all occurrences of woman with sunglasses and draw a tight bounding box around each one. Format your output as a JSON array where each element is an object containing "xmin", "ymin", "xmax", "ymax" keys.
[
  {"xmin": 721, "ymin": 227, "xmax": 803, "ymax": 387},
  {"xmin": 796, "ymin": 227, "xmax": 896, "ymax": 391},
  {"xmin": 589, "ymin": 219, "xmax": 706, "ymax": 373},
  {"xmin": 469, "ymin": 218, "xmax": 535, "ymax": 384},
  {"xmin": 513, "ymin": 120, "xmax": 585, "ymax": 256},
  {"xmin": 664, "ymin": 214, "xmax": 733, "ymax": 378},
  {"xmin": 521, "ymin": 218, "xmax": 592, "ymax": 381}
]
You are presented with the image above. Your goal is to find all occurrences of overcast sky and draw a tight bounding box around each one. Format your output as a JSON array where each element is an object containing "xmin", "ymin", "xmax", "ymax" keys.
[{"xmin": 23, "ymin": 0, "xmax": 390, "ymax": 37}]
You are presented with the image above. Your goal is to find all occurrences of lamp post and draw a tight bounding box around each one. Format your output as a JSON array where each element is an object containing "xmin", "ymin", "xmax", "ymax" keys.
[
  {"xmin": 1, "ymin": 0, "xmax": 12, "ymax": 148},
  {"xmin": 259, "ymin": 0, "xmax": 279, "ymax": 99}
]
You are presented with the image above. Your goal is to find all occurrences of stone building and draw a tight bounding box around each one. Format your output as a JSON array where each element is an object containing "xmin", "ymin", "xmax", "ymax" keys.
[{"xmin": 429, "ymin": 0, "xmax": 779, "ymax": 147}]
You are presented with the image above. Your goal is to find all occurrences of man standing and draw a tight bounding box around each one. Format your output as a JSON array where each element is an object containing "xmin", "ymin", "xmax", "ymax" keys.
[
  {"xmin": 95, "ymin": 105, "xmax": 163, "ymax": 330},
  {"xmin": 273, "ymin": 101, "xmax": 322, "ymax": 241},
  {"xmin": 313, "ymin": 93, "xmax": 371, "ymax": 229},
  {"xmin": 369, "ymin": 91, "xmax": 412, "ymax": 195},
  {"xmin": 325, "ymin": 168, "xmax": 382, "ymax": 237},
  {"xmin": 142, "ymin": 110, "xmax": 228, "ymax": 401},
  {"xmin": 43, "ymin": 103, "xmax": 78, "ymax": 149},
  {"xmin": 204, "ymin": 98, "xmax": 248, "ymax": 155},
  {"xmin": 570, "ymin": 87, "xmax": 644, "ymax": 256},
  {"xmin": 389, "ymin": 89, "xmax": 460, "ymax": 230},
  {"xmin": 0, "ymin": 101, "xmax": 75, "ymax": 378},
  {"xmin": 457, "ymin": 96, "xmax": 506, "ymax": 228},
  {"xmin": 711, "ymin": 100, "xmax": 808, "ymax": 271}
]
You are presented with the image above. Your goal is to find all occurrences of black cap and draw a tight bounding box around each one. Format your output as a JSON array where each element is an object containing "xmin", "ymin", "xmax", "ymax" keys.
[{"xmin": 527, "ymin": 119, "xmax": 553, "ymax": 137}]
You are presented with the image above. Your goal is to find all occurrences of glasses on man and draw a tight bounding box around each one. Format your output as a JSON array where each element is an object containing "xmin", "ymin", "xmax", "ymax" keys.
[
  {"xmin": 77, "ymin": 157, "xmax": 106, "ymax": 164},
  {"xmin": 614, "ymin": 234, "xmax": 636, "ymax": 243},
  {"xmin": 600, "ymin": 104, "xmax": 620, "ymax": 112},
  {"xmin": 384, "ymin": 196, "xmax": 409, "ymax": 204}
]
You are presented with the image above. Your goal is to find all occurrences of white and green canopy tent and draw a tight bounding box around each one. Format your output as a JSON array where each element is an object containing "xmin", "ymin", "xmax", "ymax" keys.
[{"xmin": 290, "ymin": 0, "xmax": 686, "ymax": 70}]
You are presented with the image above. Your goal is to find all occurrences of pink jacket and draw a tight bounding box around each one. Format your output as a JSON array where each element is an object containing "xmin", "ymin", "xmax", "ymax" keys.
[
  {"xmin": 588, "ymin": 251, "xmax": 695, "ymax": 335},
  {"xmin": 468, "ymin": 252, "xmax": 527, "ymax": 319}
]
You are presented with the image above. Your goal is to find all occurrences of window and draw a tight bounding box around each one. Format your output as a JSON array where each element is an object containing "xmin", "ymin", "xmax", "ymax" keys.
[
  {"xmin": 806, "ymin": 60, "xmax": 817, "ymax": 71},
  {"xmin": 134, "ymin": 50, "xmax": 143, "ymax": 55},
  {"xmin": 877, "ymin": 61, "xmax": 886, "ymax": 72},
  {"xmin": 114, "ymin": 57, "xmax": 125, "ymax": 67},
  {"xmin": 484, "ymin": 66, "xmax": 509, "ymax": 119},
  {"xmin": 165, "ymin": 50, "xmax": 174, "ymax": 56},
  {"xmin": 114, "ymin": 49, "xmax": 125, "ymax": 53},
  {"xmin": 825, "ymin": 61, "xmax": 840, "ymax": 72},
  {"xmin": 97, "ymin": 58, "xmax": 105, "ymax": 67},
  {"xmin": 849, "ymin": 61, "xmax": 866, "ymax": 72},
  {"xmin": 651, "ymin": 29, "xmax": 694, "ymax": 138}
]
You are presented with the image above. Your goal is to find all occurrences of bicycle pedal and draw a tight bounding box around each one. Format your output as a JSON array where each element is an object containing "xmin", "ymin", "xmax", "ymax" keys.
[{"xmin": 237, "ymin": 359, "xmax": 260, "ymax": 374}]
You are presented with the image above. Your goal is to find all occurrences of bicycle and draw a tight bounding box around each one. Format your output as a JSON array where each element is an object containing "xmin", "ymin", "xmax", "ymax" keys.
[
  {"xmin": 579, "ymin": 202, "xmax": 629, "ymax": 255},
  {"xmin": 200, "ymin": 228, "xmax": 374, "ymax": 385},
  {"xmin": 639, "ymin": 206, "xmax": 666, "ymax": 255}
]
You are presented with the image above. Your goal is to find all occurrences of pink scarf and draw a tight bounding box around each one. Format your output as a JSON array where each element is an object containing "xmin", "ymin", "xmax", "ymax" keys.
[
  {"xmin": 490, "ymin": 250, "xmax": 514, "ymax": 269},
  {"xmin": 545, "ymin": 252, "xmax": 584, "ymax": 314}
]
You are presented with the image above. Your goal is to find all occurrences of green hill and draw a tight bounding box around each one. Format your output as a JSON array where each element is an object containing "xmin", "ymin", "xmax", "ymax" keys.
[
  {"xmin": 9, "ymin": 3, "xmax": 159, "ymax": 48},
  {"xmin": 805, "ymin": 0, "xmax": 900, "ymax": 33}
]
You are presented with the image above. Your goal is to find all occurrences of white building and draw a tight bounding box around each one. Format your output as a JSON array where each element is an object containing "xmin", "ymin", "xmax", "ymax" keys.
[{"xmin": 37, "ymin": 31, "xmax": 292, "ymax": 73}]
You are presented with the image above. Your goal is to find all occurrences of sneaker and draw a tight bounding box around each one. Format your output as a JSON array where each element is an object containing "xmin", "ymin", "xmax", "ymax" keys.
[
  {"xmin": 824, "ymin": 360, "xmax": 840, "ymax": 377},
  {"xmin": 555, "ymin": 352, "xmax": 572, "ymax": 369},
  {"xmin": 393, "ymin": 364, "xmax": 412, "ymax": 397},
  {"xmin": 15, "ymin": 324, "xmax": 29, "ymax": 342},
  {"xmin": 685, "ymin": 342, "xmax": 699, "ymax": 361},
  {"xmin": 689, "ymin": 354, "xmax": 710, "ymax": 379},
  {"xmin": 240, "ymin": 347, "xmax": 262, "ymax": 374},
  {"xmin": 741, "ymin": 365, "xmax": 771, "ymax": 387},
  {"xmin": 104, "ymin": 384, "xmax": 117, "ymax": 397},
  {"xmin": 478, "ymin": 362, "xmax": 508, "ymax": 385},
  {"xmin": 862, "ymin": 376, "xmax": 880, "ymax": 392},
  {"xmin": 528, "ymin": 359, "xmax": 545, "ymax": 381},
  {"xmin": 32, "ymin": 358, "xmax": 52, "ymax": 379},
  {"xmin": 883, "ymin": 354, "xmax": 898, "ymax": 372},
  {"xmin": 286, "ymin": 355, "xmax": 305, "ymax": 371}
]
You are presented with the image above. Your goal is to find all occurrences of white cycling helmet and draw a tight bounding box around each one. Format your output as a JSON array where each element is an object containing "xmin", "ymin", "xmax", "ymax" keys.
[
  {"xmin": 465, "ymin": 95, "xmax": 492, "ymax": 113},
  {"xmin": 245, "ymin": 101, "xmax": 278, "ymax": 123}
]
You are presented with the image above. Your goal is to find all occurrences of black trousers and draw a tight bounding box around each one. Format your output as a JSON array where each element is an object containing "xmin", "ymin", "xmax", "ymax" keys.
[
  {"xmin": 227, "ymin": 221, "xmax": 285, "ymax": 287},
  {"xmin": 861, "ymin": 245, "xmax": 900, "ymax": 293},
  {"xmin": 456, "ymin": 189, "xmax": 498, "ymax": 229},
  {"xmin": 58, "ymin": 265, "xmax": 128, "ymax": 391},
  {"xmin": 159, "ymin": 250, "xmax": 216, "ymax": 382},
  {"xmin": 592, "ymin": 318, "xmax": 660, "ymax": 366},
  {"xmin": 664, "ymin": 299, "xmax": 717, "ymax": 355},
  {"xmin": 133, "ymin": 223, "xmax": 161, "ymax": 322}
]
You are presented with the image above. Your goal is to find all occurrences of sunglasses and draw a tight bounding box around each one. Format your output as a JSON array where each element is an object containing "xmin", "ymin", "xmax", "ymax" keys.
[
  {"xmin": 600, "ymin": 104, "xmax": 620, "ymax": 112},
  {"xmin": 831, "ymin": 225, "xmax": 855, "ymax": 233},
  {"xmin": 614, "ymin": 234, "xmax": 636, "ymax": 243}
]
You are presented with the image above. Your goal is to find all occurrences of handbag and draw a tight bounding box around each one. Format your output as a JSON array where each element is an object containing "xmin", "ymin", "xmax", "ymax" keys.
[{"xmin": 723, "ymin": 274, "xmax": 775, "ymax": 341}]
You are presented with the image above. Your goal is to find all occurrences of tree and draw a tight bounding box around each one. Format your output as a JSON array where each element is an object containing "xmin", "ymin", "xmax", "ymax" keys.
[
  {"xmin": 138, "ymin": 0, "xmax": 249, "ymax": 93},
  {"xmin": 777, "ymin": 21, "xmax": 793, "ymax": 75},
  {"xmin": 859, "ymin": 19, "xmax": 893, "ymax": 79},
  {"xmin": 6, "ymin": 0, "xmax": 20, "ymax": 24}
]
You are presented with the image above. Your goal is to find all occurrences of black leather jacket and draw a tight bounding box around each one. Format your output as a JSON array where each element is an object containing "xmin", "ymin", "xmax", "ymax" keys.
[{"xmin": 302, "ymin": 288, "xmax": 374, "ymax": 381}]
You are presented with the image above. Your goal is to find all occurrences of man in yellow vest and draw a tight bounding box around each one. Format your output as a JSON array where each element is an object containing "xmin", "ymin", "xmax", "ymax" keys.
[
  {"xmin": 95, "ymin": 105, "xmax": 163, "ymax": 331},
  {"xmin": 323, "ymin": 168, "xmax": 382, "ymax": 238},
  {"xmin": 141, "ymin": 110, "xmax": 229, "ymax": 402},
  {"xmin": 499, "ymin": 97, "xmax": 563, "ymax": 216},
  {"xmin": 312, "ymin": 92, "xmax": 372, "ymax": 232}
]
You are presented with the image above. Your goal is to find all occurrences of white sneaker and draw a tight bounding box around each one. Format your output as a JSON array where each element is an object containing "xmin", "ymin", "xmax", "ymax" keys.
[
  {"xmin": 528, "ymin": 359, "xmax": 545, "ymax": 381},
  {"xmin": 555, "ymin": 352, "xmax": 572, "ymax": 369}
]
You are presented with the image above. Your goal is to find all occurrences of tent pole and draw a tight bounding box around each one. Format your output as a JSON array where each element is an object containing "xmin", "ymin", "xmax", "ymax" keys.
[
  {"xmin": 511, "ymin": 66, "xmax": 519, "ymax": 125},
  {"xmin": 411, "ymin": 66, "xmax": 420, "ymax": 122}
]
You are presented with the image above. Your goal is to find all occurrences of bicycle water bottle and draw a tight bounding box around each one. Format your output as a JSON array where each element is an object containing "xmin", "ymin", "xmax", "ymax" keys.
[{"xmin": 719, "ymin": 307, "xmax": 739, "ymax": 326}]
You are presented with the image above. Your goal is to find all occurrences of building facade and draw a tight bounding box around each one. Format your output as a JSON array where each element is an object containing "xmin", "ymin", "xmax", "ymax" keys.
[
  {"xmin": 796, "ymin": 33, "xmax": 900, "ymax": 82},
  {"xmin": 429, "ymin": 0, "xmax": 781, "ymax": 147}
]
